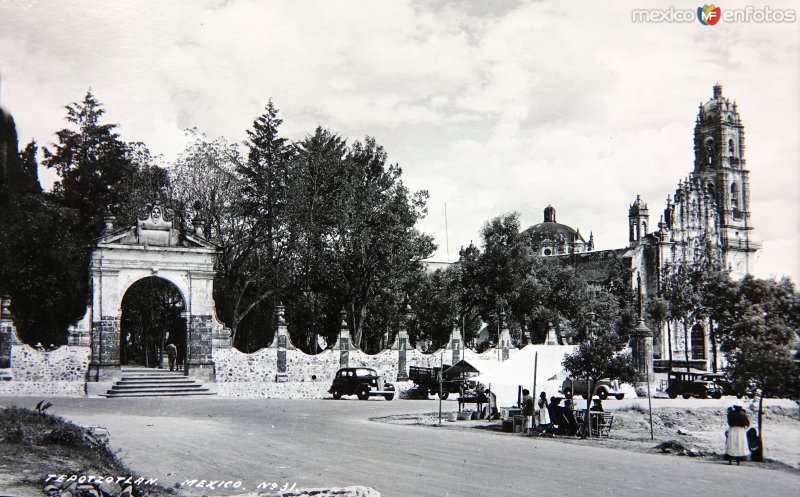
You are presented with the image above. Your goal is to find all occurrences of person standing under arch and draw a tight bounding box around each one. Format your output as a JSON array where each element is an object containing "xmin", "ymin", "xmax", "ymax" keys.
[{"xmin": 166, "ymin": 342, "xmax": 178, "ymax": 372}]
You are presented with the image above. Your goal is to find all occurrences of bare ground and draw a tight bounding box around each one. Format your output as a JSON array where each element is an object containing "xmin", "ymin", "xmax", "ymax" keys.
[{"xmin": 374, "ymin": 403, "xmax": 800, "ymax": 472}]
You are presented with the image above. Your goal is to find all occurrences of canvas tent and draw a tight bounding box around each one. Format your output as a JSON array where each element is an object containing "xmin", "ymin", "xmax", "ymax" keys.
[{"xmin": 473, "ymin": 344, "xmax": 577, "ymax": 408}]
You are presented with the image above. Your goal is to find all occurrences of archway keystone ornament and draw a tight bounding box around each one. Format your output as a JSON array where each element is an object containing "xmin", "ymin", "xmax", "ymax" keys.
[{"xmin": 86, "ymin": 204, "xmax": 226, "ymax": 385}]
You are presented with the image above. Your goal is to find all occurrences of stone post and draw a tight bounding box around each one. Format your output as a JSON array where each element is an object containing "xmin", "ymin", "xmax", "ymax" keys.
[
  {"xmin": 545, "ymin": 321, "xmax": 559, "ymax": 345},
  {"xmin": 0, "ymin": 296, "xmax": 15, "ymax": 368},
  {"xmin": 631, "ymin": 320, "xmax": 654, "ymax": 382},
  {"xmin": 273, "ymin": 303, "xmax": 290, "ymax": 382},
  {"xmin": 393, "ymin": 301, "xmax": 415, "ymax": 381},
  {"xmin": 185, "ymin": 313, "xmax": 215, "ymax": 382},
  {"xmin": 498, "ymin": 310, "xmax": 513, "ymax": 361},
  {"xmin": 631, "ymin": 274, "xmax": 654, "ymax": 394},
  {"xmin": 66, "ymin": 310, "xmax": 92, "ymax": 347},
  {"xmin": 446, "ymin": 320, "xmax": 462, "ymax": 365},
  {"xmin": 335, "ymin": 309, "xmax": 354, "ymax": 368},
  {"xmin": 87, "ymin": 315, "xmax": 122, "ymax": 382}
]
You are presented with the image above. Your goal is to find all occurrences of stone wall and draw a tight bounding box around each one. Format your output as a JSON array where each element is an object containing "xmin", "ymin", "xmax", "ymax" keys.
[
  {"xmin": 212, "ymin": 344, "xmax": 515, "ymax": 399},
  {"xmin": 0, "ymin": 344, "xmax": 90, "ymax": 396}
]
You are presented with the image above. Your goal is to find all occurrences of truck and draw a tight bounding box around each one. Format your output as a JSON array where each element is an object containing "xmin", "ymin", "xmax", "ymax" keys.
[
  {"xmin": 665, "ymin": 371, "xmax": 723, "ymax": 399},
  {"xmin": 408, "ymin": 365, "xmax": 466, "ymax": 400}
]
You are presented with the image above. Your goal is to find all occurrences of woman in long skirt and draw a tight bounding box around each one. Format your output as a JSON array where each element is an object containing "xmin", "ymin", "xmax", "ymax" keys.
[
  {"xmin": 725, "ymin": 402, "xmax": 750, "ymax": 465},
  {"xmin": 536, "ymin": 391, "xmax": 551, "ymax": 430}
]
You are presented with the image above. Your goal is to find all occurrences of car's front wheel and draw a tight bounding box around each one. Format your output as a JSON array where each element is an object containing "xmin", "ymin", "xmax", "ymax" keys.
[
  {"xmin": 332, "ymin": 389, "xmax": 342, "ymax": 400},
  {"xmin": 682, "ymin": 393, "xmax": 692, "ymax": 399},
  {"xmin": 438, "ymin": 391, "xmax": 449, "ymax": 400},
  {"xmin": 597, "ymin": 389, "xmax": 609, "ymax": 400},
  {"xmin": 357, "ymin": 385, "xmax": 370, "ymax": 401},
  {"xmin": 562, "ymin": 387, "xmax": 573, "ymax": 399},
  {"xmin": 384, "ymin": 393, "xmax": 395, "ymax": 401}
]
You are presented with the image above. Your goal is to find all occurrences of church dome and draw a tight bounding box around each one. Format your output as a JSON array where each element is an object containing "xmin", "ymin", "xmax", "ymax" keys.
[
  {"xmin": 699, "ymin": 84, "xmax": 738, "ymax": 124},
  {"xmin": 522, "ymin": 205, "xmax": 588, "ymax": 256},
  {"xmin": 629, "ymin": 194, "xmax": 649, "ymax": 216}
]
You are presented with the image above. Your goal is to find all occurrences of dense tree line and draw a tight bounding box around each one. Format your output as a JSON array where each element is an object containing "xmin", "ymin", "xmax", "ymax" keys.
[
  {"xmin": 0, "ymin": 94, "xmax": 434, "ymax": 353},
  {"xmin": 1, "ymin": 93, "xmax": 797, "ymax": 383},
  {"xmin": 409, "ymin": 212, "xmax": 639, "ymax": 350}
]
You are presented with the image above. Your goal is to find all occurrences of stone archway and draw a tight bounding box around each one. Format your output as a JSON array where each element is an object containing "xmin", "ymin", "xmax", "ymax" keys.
[
  {"xmin": 120, "ymin": 276, "xmax": 186, "ymax": 369},
  {"xmin": 86, "ymin": 203, "xmax": 227, "ymax": 384}
]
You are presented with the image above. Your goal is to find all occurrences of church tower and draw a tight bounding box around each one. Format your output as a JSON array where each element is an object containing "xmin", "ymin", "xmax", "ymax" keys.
[
  {"xmin": 692, "ymin": 84, "xmax": 756, "ymax": 277},
  {"xmin": 628, "ymin": 195, "xmax": 649, "ymax": 244}
]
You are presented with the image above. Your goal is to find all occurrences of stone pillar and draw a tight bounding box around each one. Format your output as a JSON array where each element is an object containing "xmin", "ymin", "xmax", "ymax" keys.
[
  {"xmin": 272, "ymin": 303, "xmax": 291, "ymax": 382},
  {"xmin": 631, "ymin": 274, "xmax": 654, "ymax": 391},
  {"xmin": 631, "ymin": 319, "xmax": 654, "ymax": 382},
  {"xmin": 392, "ymin": 302, "xmax": 415, "ymax": 381},
  {"xmin": 498, "ymin": 311, "xmax": 513, "ymax": 361},
  {"xmin": 545, "ymin": 322, "xmax": 559, "ymax": 345},
  {"xmin": 335, "ymin": 309, "xmax": 354, "ymax": 368},
  {"xmin": 0, "ymin": 297, "xmax": 14, "ymax": 368},
  {"xmin": 67, "ymin": 308, "xmax": 92, "ymax": 347},
  {"xmin": 87, "ymin": 315, "xmax": 122, "ymax": 382},
  {"xmin": 446, "ymin": 320, "xmax": 462, "ymax": 365},
  {"xmin": 186, "ymin": 314, "xmax": 215, "ymax": 382}
]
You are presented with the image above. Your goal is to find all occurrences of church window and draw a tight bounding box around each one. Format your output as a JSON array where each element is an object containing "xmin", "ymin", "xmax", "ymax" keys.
[
  {"xmin": 706, "ymin": 139, "xmax": 715, "ymax": 164},
  {"xmin": 543, "ymin": 248, "xmax": 552, "ymax": 256},
  {"xmin": 730, "ymin": 183, "xmax": 739, "ymax": 211},
  {"xmin": 706, "ymin": 181, "xmax": 715, "ymax": 196},
  {"xmin": 641, "ymin": 222, "xmax": 647, "ymax": 235},
  {"xmin": 728, "ymin": 139, "xmax": 735, "ymax": 156},
  {"xmin": 690, "ymin": 324, "xmax": 706, "ymax": 360}
]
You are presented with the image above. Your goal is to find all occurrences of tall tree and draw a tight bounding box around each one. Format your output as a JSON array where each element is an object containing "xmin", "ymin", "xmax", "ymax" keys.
[
  {"xmin": 1, "ymin": 110, "xmax": 87, "ymax": 345},
  {"xmin": 719, "ymin": 276, "xmax": 800, "ymax": 460},
  {"xmin": 43, "ymin": 91, "xmax": 137, "ymax": 237},
  {"xmin": 333, "ymin": 137, "xmax": 434, "ymax": 348},
  {"xmin": 230, "ymin": 102, "xmax": 296, "ymax": 350}
]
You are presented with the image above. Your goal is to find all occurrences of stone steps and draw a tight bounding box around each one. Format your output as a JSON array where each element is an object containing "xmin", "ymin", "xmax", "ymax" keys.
[{"xmin": 104, "ymin": 369, "xmax": 216, "ymax": 398}]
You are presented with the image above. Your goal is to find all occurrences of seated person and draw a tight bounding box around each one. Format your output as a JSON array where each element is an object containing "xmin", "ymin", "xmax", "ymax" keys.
[
  {"xmin": 591, "ymin": 399, "xmax": 604, "ymax": 412},
  {"xmin": 547, "ymin": 396, "xmax": 562, "ymax": 427}
]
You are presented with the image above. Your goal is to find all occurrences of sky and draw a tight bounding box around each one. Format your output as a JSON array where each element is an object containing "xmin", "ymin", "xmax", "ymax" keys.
[{"xmin": 1, "ymin": 0, "xmax": 798, "ymax": 283}]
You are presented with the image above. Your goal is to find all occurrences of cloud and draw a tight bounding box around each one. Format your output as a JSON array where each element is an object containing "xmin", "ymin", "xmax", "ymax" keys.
[{"xmin": 0, "ymin": 0, "xmax": 797, "ymax": 281}]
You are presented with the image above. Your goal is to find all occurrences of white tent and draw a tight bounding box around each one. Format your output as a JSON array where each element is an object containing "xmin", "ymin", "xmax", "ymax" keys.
[{"xmin": 474, "ymin": 344, "xmax": 577, "ymax": 408}]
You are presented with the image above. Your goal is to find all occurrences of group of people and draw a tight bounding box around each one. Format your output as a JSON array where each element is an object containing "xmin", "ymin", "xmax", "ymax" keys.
[
  {"xmin": 521, "ymin": 389, "xmax": 555, "ymax": 435},
  {"xmin": 518, "ymin": 388, "xmax": 757, "ymax": 465}
]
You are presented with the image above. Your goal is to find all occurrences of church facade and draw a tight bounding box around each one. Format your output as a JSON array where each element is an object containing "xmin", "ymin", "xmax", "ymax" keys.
[{"xmin": 522, "ymin": 85, "xmax": 759, "ymax": 372}]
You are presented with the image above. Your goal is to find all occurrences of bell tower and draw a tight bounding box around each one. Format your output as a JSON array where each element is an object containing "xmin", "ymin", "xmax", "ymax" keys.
[{"xmin": 692, "ymin": 84, "xmax": 756, "ymax": 277}]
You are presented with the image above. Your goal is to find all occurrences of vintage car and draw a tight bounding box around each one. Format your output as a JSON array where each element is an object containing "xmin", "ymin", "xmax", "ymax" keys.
[
  {"xmin": 560, "ymin": 377, "xmax": 625, "ymax": 400},
  {"xmin": 329, "ymin": 367, "xmax": 395, "ymax": 401},
  {"xmin": 666, "ymin": 370, "xmax": 723, "ymax": 399},
  {"xmin": 701, "ymin": 372, "xmax": 751, "ymax": 398}
]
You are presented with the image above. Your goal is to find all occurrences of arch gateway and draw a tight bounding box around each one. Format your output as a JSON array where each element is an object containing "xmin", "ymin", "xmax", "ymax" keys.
[
  {"xmin": 84, "ymin": 204, "xmax": 229, "ymax": 391},
  {"xmin": 0, "ymin": 200, "xmax": 520, "ymax": 398}
]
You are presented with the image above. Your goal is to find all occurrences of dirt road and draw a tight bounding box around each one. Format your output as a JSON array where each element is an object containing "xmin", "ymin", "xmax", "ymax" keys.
[{"xmin": 2, "ymin": 396, "xmax": 798, "ymax": 497}]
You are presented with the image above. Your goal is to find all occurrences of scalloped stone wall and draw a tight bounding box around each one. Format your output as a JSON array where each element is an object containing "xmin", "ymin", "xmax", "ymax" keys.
[
  {"xmin": 0, "ymin": 345, "xmax": 90, "ymax": 396},
  {"xmin": 212, "ymin": 346, "xmax": 514, "ymax": 398}
]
